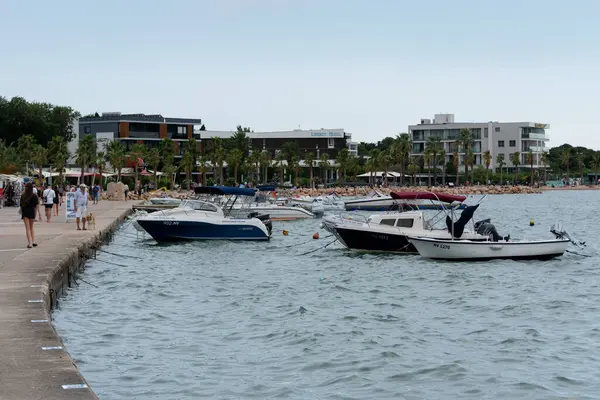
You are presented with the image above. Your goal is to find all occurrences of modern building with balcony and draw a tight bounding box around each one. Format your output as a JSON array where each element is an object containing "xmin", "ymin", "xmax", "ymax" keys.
[
  {"xmin": 77, "ymin": 112, "xmax": 203, "ymax": 158},
  {"xmin": 198, "ymin": 128, "xmax": 357, "ymax": 159},
  {"xmin": 408, "ymin": 114, "xmax": 550, "ymax": 172}
]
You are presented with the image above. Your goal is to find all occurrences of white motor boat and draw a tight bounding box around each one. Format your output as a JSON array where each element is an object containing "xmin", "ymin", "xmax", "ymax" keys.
[
  {"xmin": 408, "ymin": 236, "xmax": 570, "ymax": 261},
  {"xmin": 325, "ymin": 191, "xmax": 489, "ymax": 253},
  {"xmin": 224, "ymin": 190, "xmax": 315, "ymax": 221},
  {"xmin": 135, "ymin": 186, "xmax": 272, "ymax": 242},
  {"xmin": 291, "ymin": 194, "xmax": 345, "ymax": 213}
]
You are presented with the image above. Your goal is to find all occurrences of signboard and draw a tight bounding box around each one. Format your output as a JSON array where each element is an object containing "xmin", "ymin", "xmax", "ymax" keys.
[
  {"xmin": 534, "ymin": 123, "xmax": 548, "ymax": 129},
  {"xmin": 310, "ymin": 131, "xmax": 343, "ymax": 137},
  {"xmin": 96, "ymin": 132, "xmax": 114, "ymax": 153},
  {"xmin": 65, "ymin": 192, "xmax": 76, "ymax": 222}
]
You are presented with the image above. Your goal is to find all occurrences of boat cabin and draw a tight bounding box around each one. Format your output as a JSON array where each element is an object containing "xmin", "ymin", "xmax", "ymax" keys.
[
  {"xmin": 367, "ymin": 211, "xmax": 428, "ymax": 231},
  {"xmin": 179, "ymin": 200, "xmax": 224, "ymax": 215}
]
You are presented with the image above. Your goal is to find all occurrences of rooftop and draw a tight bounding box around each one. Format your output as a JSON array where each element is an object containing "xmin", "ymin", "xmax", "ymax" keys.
[{"xmin": 79, "ymin": 112, "xmax": 202, "ymax": 125}]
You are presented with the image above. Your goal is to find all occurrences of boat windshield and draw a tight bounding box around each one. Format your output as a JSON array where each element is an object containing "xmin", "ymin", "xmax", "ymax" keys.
[{"xmin": 179, "ymin": 200, "xmax": 220, "ymax": 213}]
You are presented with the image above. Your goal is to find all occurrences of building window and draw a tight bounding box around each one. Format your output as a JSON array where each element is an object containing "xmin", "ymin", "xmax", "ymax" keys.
[
  {"xmin": 495, "ymin": 127, "xmax": 500, "ymax": 132},
  {"xmin": 177, "ymin": 126, "xmax": 187, "ymax": 134},
  {"xmin": 484, "ymin": 128, "xmax": 488, "ymax": 138},
  {"xmin": 498, "ymin": 140, "xmax": 505, "ymax": 147},
  {"xmin": 84, "ymin": 126, "xmax": 91, "ymax": 134},
  {"xmin": 509, "ymin": 140, "xmax": 516, "ymax": 147},
  {"xmin": 327, "ymin": 138, "xmax": 334, "ymax": 148}
]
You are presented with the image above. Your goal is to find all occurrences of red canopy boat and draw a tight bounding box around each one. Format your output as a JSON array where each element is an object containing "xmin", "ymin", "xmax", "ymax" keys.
[{"xmin": 390, "ymin": 191, "xmax": 466, "ymax": 203}]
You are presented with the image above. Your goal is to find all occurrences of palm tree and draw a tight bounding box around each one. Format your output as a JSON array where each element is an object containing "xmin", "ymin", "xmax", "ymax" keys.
[
  {"xmin": 541, "ymin": 152, "xmax": 550, "ymax": 184},
  {"xmin": 76, "ymin": 134, "xmax": 96, "ymax": 184},
  {"xmin": 336, "ymin": 148, "xmax": 350, "ymax": 183},
  {"xmin": 304, "ymin": 152, "xmax": 315, "ymax": 189},
  {"xmin": 260, "ymin": 150, "xmax": 272, "ymax": 184},
  {"xmin": 319, "ymin": 153, "xmax": 330, "ymax": 187},
  {"xmin": 163, "ymin": 164, "xmax": 176, "ymax": 189},
  {"xmin": 146, "ymin": 147, "xmax": 161, "ymax": 189},
  {"xmin": 159, "ymin": 138, "xmax": 176, "ymax": 188},
  {"xmin": 590, "ymin": 152, "xmax": 600, "ymax": 184},
  {"xmin": 347, "ymin": 156, "xmax": 360, "ymax": 181},
  {"xmin": 452, "ymin": 151, "xmax": 460, "ymax": 186},
  {"xmin": 425, "ymin": 136, "xmax": 442, "ymax": 185},
  {"xmin": 179, "ymin": 150, "xmax": 194, "ymax": 190},
  {"xmin": 230, "ymin": 127, "xmax": 250, "ymax": 155},
  {"xmin": 424, "ymin": 147, "xmax": 432, "ymax": 187},
  {"xmin": 377, "ymin": 150, "xmax": 392, "ymax": 187},
  {"xmin": 577, "ymin": 153, "xmax": 585, "ymax": 183},
  {"xmin": 438, "ymin": 148, "xmax": 446, "ymax": 185},
  {"xmin": 290, "ymin": 155, "xmax": 301, "ymax": 186},
  {"xmin": 248, "ymin": 150, "xmax": 262, "ymax": 186},
  {"xmin": 408, "ymin": 156, "xmax": 417, "ymax": 185},
  {"xmin": 91, "ymin": 151, "xmax": 106, "ymax": 189},
  {"xmin": 48, "ymin": 136, "xmax": 69, "ymax": 185},
  {"xmin": 275, "ymin": 152, "xmax": 286, "ymax": 186},
  {"xmin": 128, "ymin": 143, "xmax": 147, "ymax": 190},
  {"xmin": 393, "ymin": 133, "xmax": 411, "ymax": 186},
  {"xmin": 17, "ymin": 134, "xmax": 37, "ymax": 174},
  {"xmin": 197, "ymin": 155, "xmax": 209, "ymax": 186},
  {"xmin": 227, "ymin": 148, "xmax": 244, "ymax": 185},
  {"xmin": 483, "ymin": 150, "xmax": 492, "ymax": 183},
  {"xmin": 367, "ymin": 149, "xmax": 380, "ymax": 185},
  {"xmin": 458, "ymin": 128, "xmax": 473, "ymax": 177},
  {"xmin": 31, "ymin": 144, "xmax": 48, "ymax": 186},
  {"xmin": 527, "ymin": 150, "xmax": 534, "ymax": 186},
  {"xmin": 496, "ymin": 154, "xmax": 506, "ymax": 185},
  {"xmin": 107, "ymin": 140, "xmax": 126, "ymax": 183},
  {"xmin": 510, "ymin": 152, "xmax": 520, "ymax": 185},
  {"xmin": 562, "ymin": 147, "xmax": 571, "ymax": 179}
]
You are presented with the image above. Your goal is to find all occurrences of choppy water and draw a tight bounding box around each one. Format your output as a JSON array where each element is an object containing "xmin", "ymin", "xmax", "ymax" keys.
[{"xmin": 54, "ymin": 191, "xmax": 600, "ymax": 399}]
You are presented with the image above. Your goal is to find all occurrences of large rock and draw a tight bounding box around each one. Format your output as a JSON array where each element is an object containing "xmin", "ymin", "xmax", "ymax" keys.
[{"xmin": 106, "ymin": 182, "xmax": 126, "ymax": 201}]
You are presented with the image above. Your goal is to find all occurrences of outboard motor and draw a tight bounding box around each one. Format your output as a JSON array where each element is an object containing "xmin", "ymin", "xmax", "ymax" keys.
[
  {"xmin": 474, "ymin": 218, "xmax": 508, "ymax": 242},
  {"xmin": 249, "ymin": 212, "xmax": 273, "ymax": 236}
]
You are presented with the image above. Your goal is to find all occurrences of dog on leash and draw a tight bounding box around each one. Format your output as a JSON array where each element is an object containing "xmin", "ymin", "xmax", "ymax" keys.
[{"xmin": 86, "ymin": 213, "xmax": 96, "ymax": 230}]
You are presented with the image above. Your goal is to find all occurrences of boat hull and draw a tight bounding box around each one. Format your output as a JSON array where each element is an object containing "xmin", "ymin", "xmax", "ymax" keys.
[
  {"xmin": 408, "ymin": 237, "xmax": 570, "ymax": 261},
  {"xmin": 333, "ymin": 227, "xmax": 417, "ymax": 253},
  {"xmin": 136, "ymin": 219, "xmax": 270, "ymax": 242}
]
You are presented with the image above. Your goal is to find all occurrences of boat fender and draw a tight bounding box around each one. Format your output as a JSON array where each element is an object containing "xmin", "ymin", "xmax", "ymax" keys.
[
  {"xmin": 283, "ymin": 230, "xmax": 289, "ymax": 236},
  {"xmin": 313, "ymin": 232, "xmax": 319, "ymax": 239},
  {"xmin": 529, "ymin": 219, "xmax": 535, "ymax": 226}
]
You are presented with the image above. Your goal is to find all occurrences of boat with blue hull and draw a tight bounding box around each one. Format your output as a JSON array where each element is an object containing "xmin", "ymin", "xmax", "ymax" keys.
[{"xmin": 135, "ymin": 186, "xmax": 271, "ymax": 242}]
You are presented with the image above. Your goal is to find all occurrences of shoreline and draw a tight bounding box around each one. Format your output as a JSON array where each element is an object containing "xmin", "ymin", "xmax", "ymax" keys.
[{"xmin": 0, "ymin": 200, "xmax": 136, "ymax": 400}]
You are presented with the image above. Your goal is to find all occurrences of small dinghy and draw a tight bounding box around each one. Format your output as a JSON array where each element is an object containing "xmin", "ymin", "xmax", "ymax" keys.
[{"xmin": 408, "ymin": 236, "xmax": 571, "ymax": 261}]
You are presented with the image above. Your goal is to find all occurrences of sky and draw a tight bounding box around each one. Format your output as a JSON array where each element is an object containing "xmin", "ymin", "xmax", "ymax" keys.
[{"xmin": 1, "ymin": 0, "xmax": 599, "ymax": 148}]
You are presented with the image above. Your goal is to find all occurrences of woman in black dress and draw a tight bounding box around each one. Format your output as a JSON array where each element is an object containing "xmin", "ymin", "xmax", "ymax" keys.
[{"xmin": 20, "ymin": 182, "xmax": 38, "ymax": 248}]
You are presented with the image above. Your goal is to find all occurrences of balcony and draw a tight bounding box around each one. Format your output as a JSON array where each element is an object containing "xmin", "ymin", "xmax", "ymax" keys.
[
  {"xmin": 528, "ymin": 146, "xmax": 546, "ymax": 152},
  {"xmin": 522, "ymin": 133, "xmax": 549, "ymax": 141}
]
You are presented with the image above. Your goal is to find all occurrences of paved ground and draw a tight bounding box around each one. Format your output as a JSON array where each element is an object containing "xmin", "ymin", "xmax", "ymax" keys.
[{"xmin": 0, "ymin": 200, "xmax": 136, "ymax": 399}]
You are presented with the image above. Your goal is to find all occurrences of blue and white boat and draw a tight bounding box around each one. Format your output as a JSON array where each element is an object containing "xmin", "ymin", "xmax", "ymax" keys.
[{"xmin": 135, "ymin": 186, "xmax": 271, "ymax": 242}]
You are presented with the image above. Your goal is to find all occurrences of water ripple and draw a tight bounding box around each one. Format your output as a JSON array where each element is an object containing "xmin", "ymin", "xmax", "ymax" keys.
[{"xmin": 53, "ymin": 191, "xmax": 600, "ymax": 399}]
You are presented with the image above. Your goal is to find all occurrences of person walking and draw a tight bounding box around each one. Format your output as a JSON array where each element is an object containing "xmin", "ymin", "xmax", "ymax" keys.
[
  {"xmin": 92, "ymin": 183, "xmax": 100, "ymax": 204},
  {"xmin": 52, "ymin": 185, "xmax": 60, "ymax": 216},
  {"xmin": 74, "ymin": 183, "xmax": 89, "ymax": 230},
  {"xmin": 20, "ymin": 182, "xmax": 38, "ymax": 248},
  {"xmin": 42, "ymin": 184, "xmax": 56, "ymax": 222}
]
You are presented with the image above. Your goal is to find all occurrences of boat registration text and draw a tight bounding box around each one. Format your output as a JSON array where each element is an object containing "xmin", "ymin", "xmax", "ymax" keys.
[{"xmin": 433, "ymin": 243, "xmax": 450, "ymax": 250}]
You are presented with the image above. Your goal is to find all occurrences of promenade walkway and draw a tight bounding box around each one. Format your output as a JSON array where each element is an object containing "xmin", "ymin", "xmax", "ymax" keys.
[{"xmin": 0, "ymin": 200, "xmax": 135, "ymax": 399}]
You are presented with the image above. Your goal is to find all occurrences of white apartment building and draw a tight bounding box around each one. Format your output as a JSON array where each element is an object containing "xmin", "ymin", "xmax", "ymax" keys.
[{"xmin": 408, "ymin": 114, "xmax": 549, "ymax": 171}]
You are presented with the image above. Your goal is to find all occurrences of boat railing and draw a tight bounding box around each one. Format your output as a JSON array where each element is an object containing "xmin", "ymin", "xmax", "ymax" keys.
[{"xmin": 333, "ymin": 211, "xmax": 370, "ymax": 224}]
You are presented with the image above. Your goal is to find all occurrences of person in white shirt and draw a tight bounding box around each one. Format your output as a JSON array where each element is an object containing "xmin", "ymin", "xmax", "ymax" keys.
[
  {"xmin": 42, "ymin": 184, "xmax": 56, "ymax": 222},
  {"xmin": 74, "ymin": 184, "xmax": 89, "ymax": 230}
]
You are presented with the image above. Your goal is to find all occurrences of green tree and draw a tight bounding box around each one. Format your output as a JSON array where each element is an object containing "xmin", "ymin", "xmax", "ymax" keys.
[
  {"xmin": 227, "ymin": 148, "xmax": 244, "ymax": 185},
  {"xmin": 31, "ymin": 144, "xmax": 48, "ymax": 185},
  {"xmin": 230, "ymin": 126, "xmax": 251, "ymax": 155},
  {"xmin": 319, "ymin": 153, "xmax": 330, "ymax": 186},
  {"xmin": 453, "ymin": 150, "xmax": 460, "ymax": 185},
  {"xmin": 304, "ymin": 152, "xmax": 315, "ymax": 189},
  {"xmin": 260, "ymin": 150, "xmax": 272, "ymax": 184},
  {"xmin": 248, "ymin": 151, "xmax": 262, "ymax": 186},
  {"xmin": 47, "ymin": 136, "xmax": 69, "ymax": 184},
  {"xmin": 527, "ymin": 150, "xmax": 534, "ymax": 186},
  {"xmin": 146, "ymin": 147, "xmax": 161, "ymax": 189},
  {"xmin": 17, "ymin": 134, "xmax": 37, "ymax": 174},
  {"xmin": 275, "ymin": 151, "xmax": 286, "ymax": 186},
  {"xmin": 562, "ymin": 147, "xmax": 571, "ymax": 178},
  {"xmin": 179, "ymin": 150, "xmax": 194, "ymax": 190},
  {"xmin": 590, "ymin": 152, "xmax": 600, "ymax": 184},
  {"xmin": 438, "ymin": 148, "xmax": 446, "ymax": 185},
  {"xmin": 425, "ymin": 136, "xmax": 442, "ymax": 184},
  {"xmin": 483, "ymin": 150, "xmax": 492, "ymax": 183},
  {"xmin": 496, "ymin": 153, "xmax": 506, "ymax": 185},
  {"xmin": 336, "ymin": 148, "xmax": 350, "ymax": 182},
  {"xmin": 76, "ymin": 134, "xmax": 96, "ymax": 184},
  {"xmin": 347, "ymin": 156, "xmax": 360, "ymax": 181},
  {"xmin": 91, "ymin": 151, "xmax": 105, "ymax": 188},
  {"xmin": 540, "ymin": 151, "xmax": 550, "ymax": 183},
  {"xmin": 207, "ymin": 137, "xmax": 226, "ymax": 185},
  {"xmin": 128, "ymin": 143, "xmax": 147, "ymax": 190},
  {"xmin": 0, "ymin": 140, "xmax": 20, "ymax": 173},
  {"xmin": 107, "ymin": 140, "xmax": 126, "ymax": 182},
  {"xmin": 392, "ymin": 133, "xmax": 411, "ymax": 186},
  {"xmin": 510, "ymin": 151, "xmax": 520, "ymax": 184},
  {"xmin": 458, "ymin": 128, "xmax": 473, "ymax": 177},
  {"xmin": 290, "ymin": 155, "xmax": 301, "ymax": 186}
]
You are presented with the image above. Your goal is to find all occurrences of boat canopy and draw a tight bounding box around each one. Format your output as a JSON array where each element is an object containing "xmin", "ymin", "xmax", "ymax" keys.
[
  {"xmin": 194, "ymin": 186, "xmax": 256, "ymax": 197},
  {"xmin": 390, "ymin": 191, "xmax": 466, "ymax": 203}
]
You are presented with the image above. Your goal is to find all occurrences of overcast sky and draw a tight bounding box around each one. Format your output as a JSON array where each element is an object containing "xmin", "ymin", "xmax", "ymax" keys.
[{"xmin": 1, "ymin": 0, "xmax": 598, "ymax": 148}]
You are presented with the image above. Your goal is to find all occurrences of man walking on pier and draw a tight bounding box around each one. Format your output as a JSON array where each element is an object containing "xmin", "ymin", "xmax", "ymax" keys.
[{"xmin": 74, "ymin": 184, "xmax": 89, "ymax": 230}]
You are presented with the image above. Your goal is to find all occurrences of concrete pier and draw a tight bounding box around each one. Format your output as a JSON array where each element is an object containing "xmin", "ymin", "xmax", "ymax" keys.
[{"xmin": 0, "ymin": 200, "xmax": 136, "ymax": 399}]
